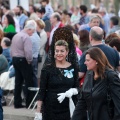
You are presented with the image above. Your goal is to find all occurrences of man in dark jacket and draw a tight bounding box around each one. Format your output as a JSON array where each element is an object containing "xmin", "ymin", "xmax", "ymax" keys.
[{"xmin": 79, "ymin": 26, "xmax": 120, "ymax": 79}]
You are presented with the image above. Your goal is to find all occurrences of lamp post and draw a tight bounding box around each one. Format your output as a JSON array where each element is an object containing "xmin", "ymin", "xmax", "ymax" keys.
[
  {"xmin": 114, "ymin": 0, "xmax": 120, "ymax": 16},
  {"xmin": 18, "ymin": 0, "xmax": 20, "ymax": 5}
]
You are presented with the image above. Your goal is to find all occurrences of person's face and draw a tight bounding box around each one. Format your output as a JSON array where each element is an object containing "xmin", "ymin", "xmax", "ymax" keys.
[
  {"xmin": 29, "ymin": 6, "xmax": 33, "ymax": 13},
  {"xmin": 55, "ymin": 46, "xmax": 68, "ymax": 62},
  {"xmin": 50, "ymin": 15, "xmax": 56, "ymax": 25},
  {"xmin": 74, "ymin": 8, "xmax": 79, "ymax": 15},
  {"xmin": 16, "ymin": 7, "xmax": 21, "ymax": 16},
  {"xmin": 99, "ymin": 12, "xmax": 105, "ymax": 17},
  {"xmin": 61, "ymin": 13, "xmax": 66, "ymax": 19},
  {"xmin": 84, "ymin": 54, "xmax": 97, "ymax": 71},
  {"xmin": 66, "ymin": 15, "xmax": 70, "ymax": 21},
  {"xmin": 41, "ymin": 2, "xmax": 47, "ymax": 7},
  {"xmin": 3, "ymin": 7, "xmax": 7, "ymax": 14},
  {"xmin": 110, "ymin": 20, "xmax": 113, "ymax": 28},
  {"xmin": 80, "ymin": 9, "xmax": 83, "ymax": 15},
  {"xmin": 90, "ymin": 18, "xmax": 100, "ymax": 27},
  {"xmin": 3, "ymin": 16, "xmax": 8, "ymax": 26},
  {"xmin": 36, "ymin": 12, "xmax": 42, "ymax": 19},
  {"xmin": 27, "ymin": 29, "xmax": 35, "ymax": 36},
  {"xmin": 36, "ymin": 25, "xmax": 41, "ymax": 32},
  {"xmin": 59, "ymin": 6, "xmax": 63, "ymax": 11}
]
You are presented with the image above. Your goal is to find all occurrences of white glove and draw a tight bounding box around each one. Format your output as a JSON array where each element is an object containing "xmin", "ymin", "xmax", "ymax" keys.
[
  {"xmin": 65, "ymin": 88, "xmax": 78, "ymax": 98},
  {"xmin": 57, "ymin": 88, "xmax": 78, "ymax": 118},
  {"xmin": 57, "ymin": 93, "xmax": 66, "ymax": 103},
  {"xmin": 34, "ymin": 112, "xmax": 42, "ymax": 120},
  {"xmin": 57, "ymin": 88, "xmax": 78, "ymax": 103}
]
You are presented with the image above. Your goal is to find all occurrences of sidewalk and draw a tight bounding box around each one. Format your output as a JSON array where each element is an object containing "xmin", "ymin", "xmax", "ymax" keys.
[
  {"xmin": 2, "ymin": 93, "xmax": 36, "ymax": 120},
  {"xmin": 3, "ymin": 106, "xmax": 35, "ymax": 120}
]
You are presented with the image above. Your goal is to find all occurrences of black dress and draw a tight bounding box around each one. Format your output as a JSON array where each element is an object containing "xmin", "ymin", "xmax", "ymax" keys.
[{"xmin": 38, "ymin": 64, "xmax": 79, "ymax": 120}]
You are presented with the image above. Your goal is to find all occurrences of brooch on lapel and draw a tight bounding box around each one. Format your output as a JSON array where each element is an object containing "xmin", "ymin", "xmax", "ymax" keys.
[{"xmin": 64, "ymin": 69, "xmax": 74, "ymax": 78}]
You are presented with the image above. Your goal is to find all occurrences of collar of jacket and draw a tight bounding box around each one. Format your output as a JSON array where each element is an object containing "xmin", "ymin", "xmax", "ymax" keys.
[{"xmin": 82, "ymin": 70, "xmax": 94, "ymax": 92}]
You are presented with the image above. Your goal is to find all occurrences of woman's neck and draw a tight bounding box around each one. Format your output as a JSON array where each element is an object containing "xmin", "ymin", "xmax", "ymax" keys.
[
  {"xmin": 93, "ymin": 70, "xmax": 99, "ymax": 80},
  {"xmin": 56, "ymin": 60, "xmax": 70, "ymax": 68},
  {"xmin": 37, "ymin": 28, "xmax": 42, "ymax": 32}
]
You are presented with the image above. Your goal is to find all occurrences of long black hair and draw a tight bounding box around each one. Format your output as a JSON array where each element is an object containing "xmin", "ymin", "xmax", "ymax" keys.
[{"xmin": 5, "ymin": 14, "xmax": 15, "ymax": 27}]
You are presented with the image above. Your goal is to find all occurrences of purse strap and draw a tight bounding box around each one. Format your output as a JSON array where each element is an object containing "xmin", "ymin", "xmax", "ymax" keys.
[
  {"xmin": 105, "ymin": 71, "xmax": 112, "ymax": 101},
  {"xmin": 105, "ymin": 70, "xmax": 114, "ymax": 119}
]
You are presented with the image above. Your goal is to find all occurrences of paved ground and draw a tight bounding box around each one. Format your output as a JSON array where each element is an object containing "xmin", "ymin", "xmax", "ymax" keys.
[
  {"xmin": 2, "ymin": 93, "xmax": 35, "ymax": 120},
  {"xmin": 3, "ymin": 106, "xmax": 35, "ymax": 120}
]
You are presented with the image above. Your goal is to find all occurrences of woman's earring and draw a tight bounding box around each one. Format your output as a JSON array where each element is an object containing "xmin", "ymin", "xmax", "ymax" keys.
[
  {"xmin": 66, "ymin": 55, "xmax": 68, "ymax": 61},
  {"xmin": 54, "ymin": 55, "xmax": 56, "ymax": 59},
  {"xmin": 96, "ymin": 62, "xmax": 98, "ymax": 65}
]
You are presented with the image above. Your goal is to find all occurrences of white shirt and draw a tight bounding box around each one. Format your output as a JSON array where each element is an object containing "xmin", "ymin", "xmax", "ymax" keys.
[
  {"xmin": 13, "ymin": 17, "xmax": 20, "ymax": 32},
  {"xmin": 49, "ymin": 22, "xmax": 61, "ymax": 45}
]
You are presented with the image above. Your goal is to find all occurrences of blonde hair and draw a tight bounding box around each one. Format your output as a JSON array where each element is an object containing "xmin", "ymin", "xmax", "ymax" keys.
[
  {"xmin": 55, "ymin": 40, "xmax": 69, "ymax": 51},
  {"xmin": 36, "ymin": 19, "xmax": 45, "ymax": 29},
  {"xmin": 73, "ymin": 33, "xmax": 80, "ymax": 47}
]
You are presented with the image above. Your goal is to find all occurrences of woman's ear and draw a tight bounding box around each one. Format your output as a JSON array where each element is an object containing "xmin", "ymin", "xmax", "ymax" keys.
[
  {"xmin": 113, "ymin": 46, "xmax": 117, "ymax": 51},
  {"xmin": 67, "ymin": 50, "xmax": 69, "ymax": 55}
]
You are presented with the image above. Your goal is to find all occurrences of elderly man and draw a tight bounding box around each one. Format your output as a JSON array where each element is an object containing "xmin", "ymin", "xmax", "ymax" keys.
[
  {"xmin": 79, "ymin": 26, "xmax": 120, "ymax": 80},
  {"xmin": 79, "ymin": 15, "xmax": 100, "ymax": 32},
  {"xmin": 11, "ymin": 20, "xmax": 36, "ymax": 108},
  {"xmin": 49, "ymin": 12, "xmax": 64, "ymax": 46}
]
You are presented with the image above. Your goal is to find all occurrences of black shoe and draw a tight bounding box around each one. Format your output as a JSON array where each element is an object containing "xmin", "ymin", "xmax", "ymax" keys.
[
  {"xmin": 2, "ymin": 101, "xmax": 6, "ymax": 106},
  {"xmin": 14, "ymin": 104, "xmax": 26, "ymax": 109},
  {"xmin": 1, "ymin": 96, "xmax": 7, "ymax": 106}
]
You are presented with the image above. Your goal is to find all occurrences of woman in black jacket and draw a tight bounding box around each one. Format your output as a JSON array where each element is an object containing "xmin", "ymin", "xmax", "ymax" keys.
[{"xmin": 72, "ymin": 47, "xmax": 120, "ymax": 120}]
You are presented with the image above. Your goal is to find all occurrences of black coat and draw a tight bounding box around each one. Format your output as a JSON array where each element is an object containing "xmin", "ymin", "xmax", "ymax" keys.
[{"xmin": 72, "ymin": 69, "xmax": 120, "ymax": 120}]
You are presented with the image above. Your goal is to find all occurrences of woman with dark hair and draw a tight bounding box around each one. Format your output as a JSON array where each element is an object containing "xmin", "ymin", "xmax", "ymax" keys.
[
  {"xmin": 105, "ymin": 33, "xmax": 119, "ymax": 45},
  {"xmin": 78, "ymin": 30, "xmax": 90, "ymax": 52},
  {"xmin": 3, "ymin": 14, "xmax": 16, "ymax": 33},
  {"xmin": 72, "ymin": 47, "xmax": 120, "ymax": 120},
  {"xmin": 34, "ymin": 27, "xmax": 79, "ymax": 120}
]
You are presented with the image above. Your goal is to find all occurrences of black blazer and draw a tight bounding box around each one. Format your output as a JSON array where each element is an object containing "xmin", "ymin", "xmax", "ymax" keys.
[{"xmin": 72, "ymin": 69, "xmax": 120, "ymax": 120}]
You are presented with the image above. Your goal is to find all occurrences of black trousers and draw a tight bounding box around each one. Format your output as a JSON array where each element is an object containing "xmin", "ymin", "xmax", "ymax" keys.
[{"xmin": 12, "ymin": 57, "xmax": 34, "ymax": 107}]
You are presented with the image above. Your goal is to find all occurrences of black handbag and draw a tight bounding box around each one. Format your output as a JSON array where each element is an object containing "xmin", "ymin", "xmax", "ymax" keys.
[
  {"xmin": 38, "ymin": 54, "xmax": 42, "ymax": 63},
  {"xmin": 106, "ymin": 71, "xmax": 114, "ymax": 119}
]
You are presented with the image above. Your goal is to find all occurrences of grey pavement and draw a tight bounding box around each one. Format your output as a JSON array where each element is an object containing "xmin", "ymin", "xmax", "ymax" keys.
[
  {"xmin": 2, "ymin": 93, "xmax": 35, "ymax": 120},
  {"xmin": 3, "ymin": 106, "xmax": 35, "ymax": 120}
]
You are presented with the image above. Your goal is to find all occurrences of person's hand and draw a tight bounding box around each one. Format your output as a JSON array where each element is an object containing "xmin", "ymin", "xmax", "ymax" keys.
[
  {"xmin": 34, "ymin": 112, "xmax": 42, "ymax": 120},
  {"xmin": 57, "ymin": 93, "xmax": 66, "ymax": 103},
  {"xmin": 57, "ymin": 88, "xmax": 78, "ymax": 103},
  {"xmin": 76, "ymin": 24, "xmax": 80, "ymax": 29}
]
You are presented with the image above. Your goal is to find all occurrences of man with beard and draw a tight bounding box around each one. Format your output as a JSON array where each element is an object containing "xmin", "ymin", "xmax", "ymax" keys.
[
  {"xmin": 79, "ymin": 5, "xmax": 89, "ymax": 25},
  {"xmin": 15, "ymin": 6, "xmax": 28, "ymax": 30}
]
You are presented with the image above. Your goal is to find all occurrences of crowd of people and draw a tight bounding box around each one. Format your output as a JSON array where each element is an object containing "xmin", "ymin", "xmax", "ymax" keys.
[{"xmin": 0, "ymin": 0, "xmax": 119, "ymax": 120}]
